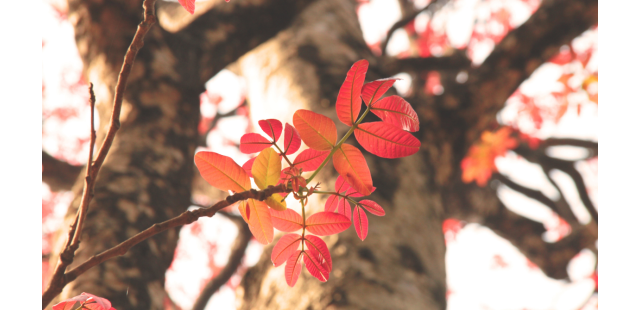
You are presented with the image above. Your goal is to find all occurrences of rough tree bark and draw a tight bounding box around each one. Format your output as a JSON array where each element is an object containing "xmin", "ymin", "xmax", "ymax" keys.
[{"xmin": 46, "ymin": 0, "xmax": 597, "ymax": 309}]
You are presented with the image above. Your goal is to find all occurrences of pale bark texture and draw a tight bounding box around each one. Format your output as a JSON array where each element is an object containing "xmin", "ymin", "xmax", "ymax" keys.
[{"xmin": 46, "ymin": 0, "xmax": 598, "ymax": 309}]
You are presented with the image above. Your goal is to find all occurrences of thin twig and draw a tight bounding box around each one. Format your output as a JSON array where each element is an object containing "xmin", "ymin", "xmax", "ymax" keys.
[
  {"xmin": 191, "ymin": 213, "xmax": 252, "ymax": 310},
  {"xmin": 42, "ymin": 1, "xmax": 158, "ymax": 307}
]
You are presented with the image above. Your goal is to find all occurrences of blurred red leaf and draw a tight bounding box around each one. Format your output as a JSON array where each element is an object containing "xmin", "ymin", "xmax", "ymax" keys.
[
  {"xmin": 353, "ymin": 206, "xmax": 369, "ymax": 241},
  {"xmin": 53, "ymin": 293, "xmax": 115, "ymax": 310},
  {"xmin": 271, "ymin": 234, "xmax": 302, "ymax": 267},
  {"xmin": 461, "ymin": 127, "xmax": 518, "ymax": 186},
  {"xmin": 283, "ymin": 123, "xmax": 302, "ymax": 155},
  {"xmin": 305, "ymin": 212, "xmax": 351, "ymax": 236},
  {"xmin": 370, "ymin": 95, "xmax": 419, "ymax": 132},
  {"xmin": 239, "ymin": 133, "xmax": 272, "ymax": 154},
  {"xmin": 332, "ymin": 143, "xmax": 374, "ymax": 196},
  {"xmin": 354, "ymin": 122, "xmax": 420, "ymax": 158},
  {"xmin": 336, "ymin": 59, "xmax": 368, "ymax": 126},
  {"xmin": 362, "ymin": 78, "xmax": 398, "ymax": 106},
  {"xmin": 293, "ymin": 149, "xmax": 329, "ymax": 172},
  {"xmin": 270, "ymin": 208, "xmax": 303, "ymax": 232},
  {"xmin": 178, "ymin": 0, "xmax": 195, "ymax": 14},
  {"xmin": 285, "ymin": 251, "xmax": 304, "ymax": 287},
  {"xmin": 292, "ymin": 110, "xmax": 337, "ymax": 151},
  {"xmin": 358, "ymin": 199, "xmax": 385, "ymax": 216},
  {"xmin": 259, "ymin": 119, "xmax": 283, "ymax": 142}
]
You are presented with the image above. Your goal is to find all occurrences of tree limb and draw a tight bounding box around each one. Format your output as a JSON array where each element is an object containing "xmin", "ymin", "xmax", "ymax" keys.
[
  {"xmin": 381, "ymin": 49, "xmax": 471, "ymax": 76},
  {"xmin": 481, "ymin": 202, "xmax": 597, "ymax": 279},
  {"xmin": 542, "ymin": 138, "xmax": 598, "ymax": 158},
  {"xmin": 463, "ymin": 0, "xmax": 598, "ymax": 141},
  {"xmin": 191, "ymin": 213, "xmax": 252, "ymax": 310},
  {"xmin": 493, "ymin": 173, "xmax": 579, "ymax": 226},
  {"xmin": 42, "ymin": 150, "xmax": 84, "ymax": 192},
  {"xmin": 44, "ymin": 184, "xmax": 289, "ymax": 307}
]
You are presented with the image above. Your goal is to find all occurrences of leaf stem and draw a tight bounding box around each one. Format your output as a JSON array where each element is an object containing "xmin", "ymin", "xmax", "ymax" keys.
[
  {"xmin": 306, "ymin": 103, "xmax": 374, "ymax": 183},
  {"xmin": 272, "ymin": 142, "xmax": 294, "ymax": 167}
]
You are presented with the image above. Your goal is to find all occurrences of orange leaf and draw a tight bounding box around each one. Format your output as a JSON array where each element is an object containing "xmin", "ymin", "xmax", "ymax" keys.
[
  {"xmin": 361, "ymin": 78, "xmax": 398, "ymax": 106},
  {"xmin": 194, "ymin": 151, "xmax": 250, "ymax": 193},
  {"xmin": 460, "ymin": 127, "xmax": 518, "ymax": 186},
  {"xmin": 332, "ymin": 143, "xmax": 373, "ymax": 196},
  {"xmin": 252, "ymin": 148, "xmax": 281, "ymax": 190},
  {"xmin": 292, "ymin": 109, "xmax": 337, "ymax": 151},
  {"xmin": 271, "ymin": 234, "xmax": 302, "ymax": 267},
  {"xmin": 246, "ymin": 199, "xmax": 273, "ymax": 244},
  {"xmin": 336, "ymin": 59, "xmax": 369, "ymax": 126}
]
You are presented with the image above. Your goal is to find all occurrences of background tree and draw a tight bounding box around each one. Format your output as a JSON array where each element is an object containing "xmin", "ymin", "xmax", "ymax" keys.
[{"xmin": 41, "ymin": 0, "xmax": 599, "ymax": 309}]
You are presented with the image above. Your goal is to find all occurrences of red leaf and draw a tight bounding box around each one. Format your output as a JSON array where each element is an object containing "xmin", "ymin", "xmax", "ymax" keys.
[
  {"xmin": 239, "ymin": 133, "xmax": 272, "ymax": 154},
  {"xmin": 353, "ymin": 206, "xmax": 369, "ymax": 241},
  {"xmin": 293, "ymin": 149, "xmax": 329, "ymax": 172},
  {"xmin": 332, "ymin": 143, "xmax": 373, "ymax": 196},
  {"xmin": 305, "ymin": 212, "xmax": 351, "ymax": 236},
  {"xmin": 238, "ymin": 200, "xmax": 250, "ymax": 222},
  {"xmin": 242, "ymin": 157, "xmax": 256, "ymax": 178},
  {"xmin": 293, "ymin": 109, "xmax": 337, "ymax": 151},
  {"xmin": 334, "ymin": 175, "xmax": 349, "ymax": 193},
  {"xmin": 246, "ymin": 199, "xmax": 273, "ymax": 244},
  {"xmin": 324, "ymin": 194, "xmax": 340, "ymax": 212},
  {"xmin": 271, "ymin": 234, "xmax": 302, "ymax": 267},
  {"xmin": 358, "ymin": 200, "xmax": 385, "ymax": 216},
  {"xmin": 303, "ymin": 251, "xmax": 329, "ymax": 282},
  {"xmin": 336, "ymin": 198, "xmax": 352, "ymax": 221},
  {"xmin": 195, "ymin": 151, "xmax": 250, "ymax": 193},
  {"xmin": 370, "ymin": 95, "xmax": 419, "ymax": 132},
  {"xmin": 304, "ymin": 235, "xmax": 332, "ymax": 272},
  {"xmin": 53, "ymin": 293, "xmax": 113, "ymax": 310},
  {"xmin": 361, "ymin": 78, "xmax": 398, "ymax": 106},
  {"xmin": 354, "ymin": 122, "xmax": 420, "ymax": 158},
  {"xmin": 336, "ymin": 59, "xmax": 369, "ymax": 126},
  {"xmin": 270, "ymin": 208, "xmax": 303, "ymax": 232},
  {"xmin": 285, "ymin": 251, "xmax": 304, "ymax": 287},
  {"xmin": 283, "ymin": 123, "xmax": 302, "ymax": 155},
  {"xmin": 178, "ymin": 0, "xmax": 195, "ymax": 14},
  {"xmin": 259, "ymin": 119, "xmax": 283, "ymax": 142}
]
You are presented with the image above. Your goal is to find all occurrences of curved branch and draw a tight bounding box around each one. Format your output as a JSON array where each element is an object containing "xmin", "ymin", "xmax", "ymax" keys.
[
  {"xmin": 191, "ymin": 215, "xmax": 252, "ymax": 310},
  {"xmin": 42, "ymin": 150, "xmax": 84, "ymax": 191},
  {"xmin": 380, "ymin": 0, "xmax": 448, "ymax": 56},
  {"xmin": 542, "ymin": 138, "xmax": 598, "ymax": 158},
  {"xmin": 493, "ymin": 173, "xmax": 579, "ymax": 226}
]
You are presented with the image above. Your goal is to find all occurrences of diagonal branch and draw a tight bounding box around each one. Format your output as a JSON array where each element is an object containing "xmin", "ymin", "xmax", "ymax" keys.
[
  {"xmin": 42, "ymin": 150, "xmax": 84, "ymax": 191},
  {"xmin": 191, "ymin": 213, "xmax": 252, "ymax": 310},
  {"xmin": 381, "ymin": 49, "xmax": 470, "ymax": 75},
  {"xmin": 542, "ymin": 138, "xmax": 598, "ymax": 158},
  {"xmin": 45, "ymin": 184, "xmax": 290, "ymax": 307}
]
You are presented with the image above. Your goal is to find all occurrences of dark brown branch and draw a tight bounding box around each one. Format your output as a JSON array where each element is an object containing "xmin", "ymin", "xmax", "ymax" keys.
[
  {"xmin": 493, "ymin": 173, "xmax": 579, "ymax": 226},
  {"xmin": 482, "ymin": 202, "xmax": 597, "ymax": 279},
  {"xmin": 43, "ymin": 1, "xmax": 158, "ymax": 307},
  {"xmin": 64, "ymin": 184, "xmax": 288, "ymax": 288},
  {"xmin": 381, "ymin": 49, "xmax": 470, "ymax": 76},
  {"xmin": 513, "ymin": 146, "xmax": 598, "ymax": 224},
  {"xmin": 380, "ymin": 0, "xmax": 447, "ymax": 56},
  {"xmin": 542, "ymin": 138, "xmax": 598, "ymax": 157},
  {"xmin": 42, "ymin": 151, "xmax": 84, "ymax": 191},
  {"xmin": 191, "ymin": 213, "xmax": 252, "ymax": 310}
]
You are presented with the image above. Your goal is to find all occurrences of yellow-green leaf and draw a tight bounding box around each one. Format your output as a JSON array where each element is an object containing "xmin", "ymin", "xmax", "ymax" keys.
[
  {"xmin": 252, "ymin": 147, "xmax": 281, "ymax": 189},
  {"xmin": 266, "ymin": 193, "xmax": 287, "ymax": 211}
]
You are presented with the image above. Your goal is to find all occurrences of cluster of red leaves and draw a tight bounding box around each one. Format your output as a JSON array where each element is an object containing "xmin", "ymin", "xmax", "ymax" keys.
[
  {"xmin": 178, "ymin": 0, "xmax": 230, "ymax": 15},
  {"xmin": 193, "ymin": 59, "xmax": 420, "ymax": 286},
  {"xmin": 461, "ymin": 127, "xmax": 518, "ymax": 187},
  {"xmin": 53, "ymin": 293, "xmax": 116, "ymax": 310}
]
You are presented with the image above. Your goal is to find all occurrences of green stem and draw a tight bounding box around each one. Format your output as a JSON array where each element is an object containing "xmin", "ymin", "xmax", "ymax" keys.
[
  {"xmin": 308, "ymin": 190, "xmax": 360, "ymax": 205},
  {"xmin": 301, "ymin": 198, "xmax": 306, "ymax": 251},
  {"xmin": 306, "ymin": 103, "xmax": 375, "ymax": 183}
]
